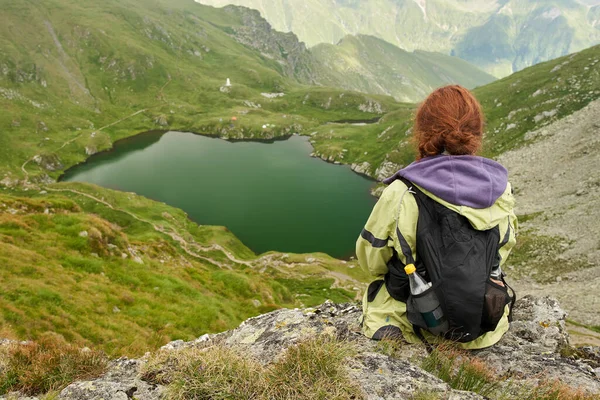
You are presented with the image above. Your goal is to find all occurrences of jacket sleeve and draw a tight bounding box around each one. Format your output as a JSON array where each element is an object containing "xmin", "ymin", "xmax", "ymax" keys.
[
  {"xmin": 496, "ymin": 182, "xmax": 518, "ymax": 272},
  {"xmin": 355, "ymin": 187, "xmax": 397, "ymax": 277},
  {"xmin": 499, "ymin": 207, "xmax": 518, "ymax": 269}
]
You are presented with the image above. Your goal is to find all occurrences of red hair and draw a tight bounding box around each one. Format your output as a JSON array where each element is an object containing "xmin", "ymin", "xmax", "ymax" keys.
[{"xmin": 414, "ymin": 85, "xmax": 484, "ymax": 160}]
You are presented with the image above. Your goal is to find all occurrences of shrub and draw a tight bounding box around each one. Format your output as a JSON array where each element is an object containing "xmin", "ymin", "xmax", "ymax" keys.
[{"xmin": 0, "ymin": 334, "xmax": 107, "ymax": 396}]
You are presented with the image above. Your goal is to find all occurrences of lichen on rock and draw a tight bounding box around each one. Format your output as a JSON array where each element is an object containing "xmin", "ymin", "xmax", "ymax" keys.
[{"xmin": 48, "ymin": 296, "xmax": 600, "ymax": 399}]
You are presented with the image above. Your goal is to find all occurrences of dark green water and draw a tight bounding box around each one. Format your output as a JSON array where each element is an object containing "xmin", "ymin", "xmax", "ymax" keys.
[{"xmin": 62, "ymin": 131, "xmax": 377, "ymax": 258}]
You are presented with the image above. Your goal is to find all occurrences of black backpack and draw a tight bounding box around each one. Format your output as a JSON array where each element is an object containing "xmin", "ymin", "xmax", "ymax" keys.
[{"xmin": 385, "ymin": 178, "xmax": 515, "ymax": 343}]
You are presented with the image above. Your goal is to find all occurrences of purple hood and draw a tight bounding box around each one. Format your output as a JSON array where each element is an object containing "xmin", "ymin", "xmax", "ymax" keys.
[{"xmin": 383, "ymin": 155, "xmax": 508, "ymax": 209}]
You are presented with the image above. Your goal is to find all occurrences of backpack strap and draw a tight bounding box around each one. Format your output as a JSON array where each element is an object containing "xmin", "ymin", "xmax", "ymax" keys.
[
  {"xmin": 501, "ymin": 274, "xmax": 517, "ymax": 322},
  {"xmin": 394, "ymin": 177, "xmax": 418, "ymax": 266}
]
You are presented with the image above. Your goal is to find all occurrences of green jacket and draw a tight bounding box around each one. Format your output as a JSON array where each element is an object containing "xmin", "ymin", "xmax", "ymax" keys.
[{"xmin": 357, "ymin": 178, "xmax": 517, "ymax": 349}]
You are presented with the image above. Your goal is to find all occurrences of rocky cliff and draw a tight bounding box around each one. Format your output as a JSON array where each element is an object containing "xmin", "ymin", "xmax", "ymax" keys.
[{"xmin": 12, "ymin": 297, "xmax": 595, "ymax": 399}]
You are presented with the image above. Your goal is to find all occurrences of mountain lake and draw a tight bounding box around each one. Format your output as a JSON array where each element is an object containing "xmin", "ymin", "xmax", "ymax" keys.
[{"xmin": 62, "ymin": 131, "xmax": 378, "ymax": 258}]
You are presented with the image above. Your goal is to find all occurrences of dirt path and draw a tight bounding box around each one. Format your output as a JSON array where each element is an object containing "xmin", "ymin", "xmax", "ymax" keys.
[
  {"xmin": 43, "ymin": 185, "xmax": 331, "ymax": 282},
  {"xmin": 498, "ymin": 98, "xmax": 600, "ymax": 326},
  {"xmin": 45, "ymin": 186, "xmax": 252, "ymax": 270}
]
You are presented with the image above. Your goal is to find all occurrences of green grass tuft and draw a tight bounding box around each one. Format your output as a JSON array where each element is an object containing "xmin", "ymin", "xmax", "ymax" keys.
[{"xmin": 143, "ymin": 337, "xmax": 364, "ymax": 400}]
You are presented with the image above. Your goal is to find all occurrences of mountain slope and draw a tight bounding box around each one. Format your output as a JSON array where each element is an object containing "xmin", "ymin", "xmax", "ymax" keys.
[
  {"xmin": 197, "ymin": 0, "xmax": 600, "ymax": 77},
  {"xmin": 311, "ymin": 35, "xmax": 495, "ymax": 102},
  {"xmin": 0, "ymin": 0, "xmax": 388, "ymax": 355},
  {"xmin": 1, "ymin": 0, "xmax": 600, "ymax": 358},
  {"xmin": 219, "ymin": 6, "xmax": 495, "ymax": 102}
]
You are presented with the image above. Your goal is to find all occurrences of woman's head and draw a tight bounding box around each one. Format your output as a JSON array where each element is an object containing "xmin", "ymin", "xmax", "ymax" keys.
[{"xmin": 414, "ymin": 85, "xmax": 484, "ymax": 160}]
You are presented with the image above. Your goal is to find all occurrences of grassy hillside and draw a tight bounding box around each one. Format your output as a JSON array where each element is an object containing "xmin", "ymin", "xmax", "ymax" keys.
[
  {"xmin": 0, "ymin": 0, "xmax": 404, "ymax": 184},
  {"xmin": 311, "ymin": 35, "xmax": 495, "ymax": 102},
  {"xmin": 1, "ymin": 0, "xmax": 600, "ymax": 360},
  {"xmin": 197, "ymin": 0, "xmax": 600, "ymax": 77},
  {"xmin": 0, "ymin": 0, "xmax": 385, "ymax": 355},
  {"xmin": 309, "ymin": 44, "xmax": 600, "ymax": 178},
  {"xmin": 0, "ymin": 183, "xmax": 369, "ymax": 356}
]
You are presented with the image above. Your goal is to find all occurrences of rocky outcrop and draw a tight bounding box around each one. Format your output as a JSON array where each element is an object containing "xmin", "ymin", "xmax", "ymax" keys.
[
  {"xmin": 49, "ymin": 296, "xmax": 599, "ymax": 400},
  {"xmin": 351, "ymin": 161, "xmax": 372, "ymax": 177},
  {"xmin": 222, "ymin": 6, "xmax": 317, "ymax": 84},
  {"xmin": 375, "ymin": 161, "xmax": 401, "ymax": 182}
]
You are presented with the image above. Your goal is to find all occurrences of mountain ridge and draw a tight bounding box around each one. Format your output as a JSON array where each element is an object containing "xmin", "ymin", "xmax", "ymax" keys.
[{"xmin": 196, "ymin": 0, "xmax": 600, "ymax": 77}]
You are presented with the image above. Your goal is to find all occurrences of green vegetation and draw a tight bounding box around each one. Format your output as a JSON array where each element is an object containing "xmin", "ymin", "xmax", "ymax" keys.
[
  {"xmin": 0, "ymin": 186, "xmax": 368, "ymax": 356},
  {"xmin": 311, "ymin": 35, "xmax": 495, "ymax": 102},
  {"xmin": 567, "ymin": 319, "xmax": 600, "ymax": 335},
  {"xmin": 310, "ymin": 44, "xmax": 600, "ymax": 176},
  {"xmin": 421, "ymin": 345, "xmax": 499, "ymax": 397},
  {"xmin": 142, "ymin": 337, "xmax": 363, "ymax": 399},
  {"xmin": 508, "ymin": 229, "xmax": 592, "ymax": 284},
  {"xmin": 420, "ymin": 345, "xmax": 599, "ymax": 400},
  {"xmin": 0, "ymin": 334, "xmax": 107, "ymax": 396}
]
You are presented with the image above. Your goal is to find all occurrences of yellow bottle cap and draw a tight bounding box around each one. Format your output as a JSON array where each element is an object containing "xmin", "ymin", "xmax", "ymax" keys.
[{"xmin": 404, "ymin": 264, "xmax": 416, "ymax": 274}]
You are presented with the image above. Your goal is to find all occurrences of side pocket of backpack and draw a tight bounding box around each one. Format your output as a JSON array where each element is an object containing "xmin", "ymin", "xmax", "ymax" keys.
[{"xmin": 481, "ymin": 279, "xmax": 511, "ymax": 333}]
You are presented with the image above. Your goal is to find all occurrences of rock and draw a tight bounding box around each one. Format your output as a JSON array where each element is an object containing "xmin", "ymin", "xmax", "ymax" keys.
[
  {"xmin": 85, "ymin": 146, "xmax": 98, "ymax": 156},
  {"xmin": 260, "ymin": 92, "xmax": 285, "ymax": 98},
  {"xmin": 42, "ymin": 298, "xmax": 600, "ymax": 399},
  {"xmin": 32, "ymin": 153, "xmax": 63, "ymax": 171},
  {"xmin": 375, "ymin": 161, "xmax": 402, "ymax": 182},
  {"xmin": 0, "ymin": 176, "xmax": 18, "ymax": 188},
  {"xmin": 78, "ymin": 231, "xmax": 88, "ymax": 238},
  {"xmin": 533, "ymin": 109, "xmax": 558, "ymax": 123},
  {"xmin": 112, "ymin": 306, "xmax": 121, "ymax": 313},
  {"xmin": 59, "ymin": 358, "xmax": 163, "ymax": 400},
  {"xmin": 359, "ymin": 99, "xmax": 384, "ymax": 114},
  {"xmin": 154, "ymin": 115, "xmax": 168, "ymax": 126},
  {"xmin": 351, "ymin": 161, "xmax": 372, "ymax": 177}
]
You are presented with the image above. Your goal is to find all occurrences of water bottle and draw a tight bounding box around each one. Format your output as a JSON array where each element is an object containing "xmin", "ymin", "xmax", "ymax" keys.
[{"xmin": 405, "ymin": 264, "xmax": 449, "ymax": 336}]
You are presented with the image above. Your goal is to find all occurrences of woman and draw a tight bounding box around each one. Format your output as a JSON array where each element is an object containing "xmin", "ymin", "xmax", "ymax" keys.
[{"xmin": 357, "ymin": 85, "xmax": 517, "ymax": 349}]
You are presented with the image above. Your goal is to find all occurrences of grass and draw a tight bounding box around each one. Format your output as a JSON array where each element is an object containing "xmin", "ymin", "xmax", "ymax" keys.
[
  {"xmin": 0, "ymin": 333, "xmax": 107, "ymax": 396},
  {"xmin": 521, "ymin": 380, "xmax": 600, "ymax": 400},
  {"xmin": 420, "ymin": 344, "xmax": 600, "ymax": 400},
  {"xmin": 0, "ymin": 187, "xmax": 369, "ymax": 357},
  {"xmin": 567, "ymin": 319, "xmax": 600, "ymax": 335},
  {"xmin": 142, "ymin": 337, "xmax": 364, "ymax": 400},
  {"xmin": 420, "ymin": 345, "xmax": 500, "ymax": 397},
  {"xmin": 507, "ymin": 229, "xmax": 591, "ymax": 283}
]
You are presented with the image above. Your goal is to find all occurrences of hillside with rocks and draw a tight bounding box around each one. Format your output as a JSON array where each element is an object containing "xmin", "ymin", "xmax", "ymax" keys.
[
  {"xmin": 498, "ymin": 98, "xmax": 600, "ymax": 329},
  {"xmin": 2, "ymin": 298, "xmax": 597, "ymax": 399}
]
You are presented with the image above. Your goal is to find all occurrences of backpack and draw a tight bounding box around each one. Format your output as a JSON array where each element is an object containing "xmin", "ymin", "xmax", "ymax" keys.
[{"xmin": 385, "ymin": 178, "xmax": 515, "ymax": 343}]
